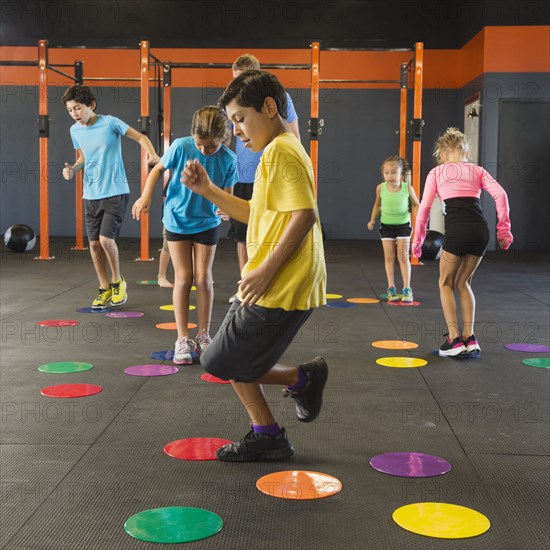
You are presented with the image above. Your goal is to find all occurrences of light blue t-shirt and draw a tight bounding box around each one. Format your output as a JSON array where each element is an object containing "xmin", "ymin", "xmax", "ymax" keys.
[
  {"xmin": 70, "ymin": 115, "xmax": 130, "ymax": 200},
  {"xmin": 162, "ymin": 136, "xmax": 237, "ymax": 234},
  {"xmin": 235, "ymin": 91, "xmax": 299, "ymax": 183}
]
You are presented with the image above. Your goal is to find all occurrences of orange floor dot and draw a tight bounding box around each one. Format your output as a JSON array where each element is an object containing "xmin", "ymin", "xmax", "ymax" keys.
[
  {"xmin": 347, "ymin": 297, "xmax": 380, "ymax": 304},
  {"xmin": 256, "ymin": 470, "xmax": 342, "ymax": 500},
  {"xmin": 371, "ymin": 340, "xmax": 419, "ymax": 350},
  {"xmin": 156, "ymin": 322, "xmax": 197, "ymax": 330}
]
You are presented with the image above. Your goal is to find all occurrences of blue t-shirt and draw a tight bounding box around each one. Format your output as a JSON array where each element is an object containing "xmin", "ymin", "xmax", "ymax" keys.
[
  {"xmin": 162, "ymin": 136, "xmax": 237, "ymax": 234},
  {"xmin": 70, "ymin": 115, "xmax": 130, "ymax": 200},
  {"xmin": 235, "ymin": 91, "xmax": 299, "ymax": 183}
]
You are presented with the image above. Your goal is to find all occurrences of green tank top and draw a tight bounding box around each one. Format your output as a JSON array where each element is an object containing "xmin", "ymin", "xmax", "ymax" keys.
[{"xmin": 380, "ymin": 182, "xmax": 410, "ymax": 225}]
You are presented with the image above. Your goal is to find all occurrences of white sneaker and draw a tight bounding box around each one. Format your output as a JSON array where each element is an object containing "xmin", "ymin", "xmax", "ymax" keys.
[
  {"xmin": 228, "ymin": 294, "xmax": 238, "ymax": 303},
  {"xmin": 174, "ymin": 337, "xmax": 195, "ymax": 365},
  {"xmin": 196, "ymin": 332, "xmax": 212, "ymax": 355}
]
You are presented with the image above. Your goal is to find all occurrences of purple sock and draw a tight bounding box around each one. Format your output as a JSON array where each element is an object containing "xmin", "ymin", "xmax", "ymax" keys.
[
  {"xmin": 253, "ymin": 423, "xmax": 281, "ymax": 437},
  {"xmin": 287, "ymin": 367, "xmax": 308, "ymax": 391}
]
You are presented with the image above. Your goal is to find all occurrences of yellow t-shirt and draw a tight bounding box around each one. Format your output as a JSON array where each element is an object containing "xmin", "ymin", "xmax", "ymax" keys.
[{"xmin": 239, "ymin": 133, "xmax": 327, "ymax": 311}]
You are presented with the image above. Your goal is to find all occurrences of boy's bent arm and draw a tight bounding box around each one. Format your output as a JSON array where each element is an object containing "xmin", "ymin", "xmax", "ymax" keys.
[
  {"xmin": 125, "ymin": 127, "xmax": 160, "ymax": 164},
  {"xmin": 181, "ymin": 159, "xmax": 249, "ymax": 224},
  {"xmin": 239, "ymin": 208, "xmax": 317, "ymax": 306}
]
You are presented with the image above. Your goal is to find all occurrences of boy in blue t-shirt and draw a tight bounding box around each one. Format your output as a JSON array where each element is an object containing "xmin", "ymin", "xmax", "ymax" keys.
[{"xmin": 62, "ymin": 85, "xmax": 159, "ymax": 309}]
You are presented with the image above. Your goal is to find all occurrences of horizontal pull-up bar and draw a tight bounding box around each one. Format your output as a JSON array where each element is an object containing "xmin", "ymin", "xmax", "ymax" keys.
[
  {"xmin": 322, "ymin": 47, "xmax": 414, "ymax": 52},
  {"xmin": 84, "ymin": 77, "xmax": 142, "ymax": 81},
  {"xmin": 152, "ymin": 62, "xmax": 310, "ymax": 70},
  {"xmin": 0, "ymin": 60, "xmax": 38, "ymax": 66},
  {"xmin": 319, "ymin": 79, "xmax": 400, "ymax": 84}
]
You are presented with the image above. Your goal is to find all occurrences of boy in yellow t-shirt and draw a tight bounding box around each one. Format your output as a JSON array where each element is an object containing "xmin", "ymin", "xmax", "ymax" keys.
[{"xmin": 181, "ymin": 70, "xmax": 327, "ymax": 462}]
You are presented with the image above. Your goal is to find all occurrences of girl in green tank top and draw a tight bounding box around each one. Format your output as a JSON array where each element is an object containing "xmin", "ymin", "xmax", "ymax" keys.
[{"xmin": 368, "ymin": 156, "xmax": 420, "ymax": 302}]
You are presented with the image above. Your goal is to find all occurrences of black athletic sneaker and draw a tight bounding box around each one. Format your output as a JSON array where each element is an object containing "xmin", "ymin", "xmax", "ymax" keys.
[
  {"xmin": 284, "ymin": 357, "xmax": 328, "ymax": 422},
  {"xmin": 439, "ymin": 335, "xmax": 467, "ymax": 357},
  {"xmin": 216, "ymin": 428, "xmax": 295, "ymax": 462},
  {"xmin": 463, "ymin": 334, "xmax": 481, "ymax": 353}
]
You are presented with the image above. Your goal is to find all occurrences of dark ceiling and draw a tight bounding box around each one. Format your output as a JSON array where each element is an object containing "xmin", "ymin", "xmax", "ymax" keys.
[{"xmin": 1, "ymin": 0, "xmax": 549, "ymax": 50}]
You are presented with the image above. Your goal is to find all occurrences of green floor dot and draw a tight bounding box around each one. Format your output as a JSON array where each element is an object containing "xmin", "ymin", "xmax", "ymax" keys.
[
  {"xmin": 522, "ymin": 357, "xmax": 550, "ymax": 369},
  {"xmin": 38, "ymin": 362, "xmax": 93, "ymax": 373},
  {"xmin": 135, "ymin": 280, "xmax": 158, "ymax": 285},
  {"xmin": 124, "ymin": 506, "xmax": 223, "ymax": 544}
]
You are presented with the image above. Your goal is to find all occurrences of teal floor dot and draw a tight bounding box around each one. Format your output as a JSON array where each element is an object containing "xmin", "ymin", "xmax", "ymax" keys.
[
  {"xmin": 124, "ymin": 506, "xmax": 223, "ymax": 543},
  {"xmin": 522, "ymin": 357, "xmax": 550, "ymax": 369}
]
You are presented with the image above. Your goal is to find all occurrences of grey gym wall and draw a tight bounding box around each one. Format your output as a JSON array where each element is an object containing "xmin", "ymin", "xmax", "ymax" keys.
[
  {"xmin": 2, "ymin": 76, "xmax": 549, "ymax": 247},
  {"xmin": 464, "ymin": 73, "xmax": 550, "ymax": 250}
]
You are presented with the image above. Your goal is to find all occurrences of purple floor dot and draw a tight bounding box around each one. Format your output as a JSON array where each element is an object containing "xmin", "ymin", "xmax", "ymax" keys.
[
  {"xmin": 370, "ymin": 452, "xmax": 451, "ymax": 477},
  {"xmin": 124, "ymin": 364, "xmax": 179, "ymax": 376},
  {"xmin": 106, "ymin": 311, "xmax": 144, "ymax": 318},
  {"xmin": 505, "ymin": 343, "xmax": 550, "ymax": 353}
]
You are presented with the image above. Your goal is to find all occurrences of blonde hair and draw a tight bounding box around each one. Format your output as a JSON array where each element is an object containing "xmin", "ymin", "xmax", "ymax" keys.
[
  {"xmin": 191, "ymin": 106, "xmax": 231, "ymax": 142},
  {"xmin": 381, "ymin": 155, "xmax": 409, "ymax": 178},
  {"xmin": 433, "ymin": 127, "xmax": 470, "ymax": 164},
  {"xmin": 232, "ymin": 54, "xmax": 261, "ymax": 72}
]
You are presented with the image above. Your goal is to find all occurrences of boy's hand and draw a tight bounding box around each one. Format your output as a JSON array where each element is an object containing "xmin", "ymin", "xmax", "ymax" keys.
[
  {"xmin": 181, "ymin": 159, "xmax": 211, "ymax": 196},
  {"xmin": 216, "ymin": 208, "xmax": 229, "ymax": 221},
  {"xmin": 147, "ymin": 153, "xmax": 160, "ymax": 166},
  {"xmin": 63, "ymin": 163, "xmax": 74, "ymax": 180},
  {"xmin": 132, "ymin": 197, "xmax": 150, "ymax": 220},
  {"xmin": 367, "ymin": 220, "xmax": 375, "ymax": 230},
  {"xmin": 238, "ymin": 266, "xmax": 274, "ymax": 307}
]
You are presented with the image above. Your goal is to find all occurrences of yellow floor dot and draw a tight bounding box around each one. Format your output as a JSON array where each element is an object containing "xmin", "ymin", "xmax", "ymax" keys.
[
  {"xmin": 393, "ymin": 502, "xmax": 490, "ymax": 539},
  {"xmin": 376, "ymin": 357, "xmax": 427, "ymax": 368}
]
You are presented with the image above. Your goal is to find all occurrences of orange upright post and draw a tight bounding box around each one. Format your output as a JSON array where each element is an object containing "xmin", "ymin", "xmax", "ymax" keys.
[
  {"xmin": 137, "ymin": 40, "xmax": 153, "ymax": 261},
  {"xmin": 35, "ymin": 40, "xmax": 54, "ymax": 260},
  {"xmin": 410, "ymin": 42, "xmax": 424, "ymax": 265},
  {"xmin": 163, "ymin": 83, "xmax": 171, "ymax": 184},
  {"xmin": 399, "ymin": 63, "xmax": 408, "ymax": 159},
  {"xmin": 309, "ymin": 42, "xmax": 320, "ymax": 194},
  {"xmin": 73, "ymin": 150, "xmax": 86, "ymax": 250}
]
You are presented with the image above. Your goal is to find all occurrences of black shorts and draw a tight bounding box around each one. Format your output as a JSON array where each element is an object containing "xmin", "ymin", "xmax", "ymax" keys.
[
  {"xmin": 230, "ymin": 182, "xmax": 254, "ymax": 243},
  {"xmin": 443, "ymin": 223, "xmax": 489, "ymax": 257},
  {"xmin": 201, "ymin": 300, "xmax": 313, "ymax": 382},
  {"xmin": 84, "ymin": 194, "xmax": 129, "ymax": 241},
  {"xmin": 165, "ymin": 226, "xmax": 220, "ymax": 246},
  {"xmin": 379, "ymin": 222, "xmax": 412, "ymax": 240}
]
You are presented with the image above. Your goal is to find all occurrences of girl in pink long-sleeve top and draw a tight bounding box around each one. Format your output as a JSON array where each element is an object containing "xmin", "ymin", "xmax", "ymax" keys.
[{"xmin": 412, "ymin": 128, "xmax": 513, "ymax": 357}]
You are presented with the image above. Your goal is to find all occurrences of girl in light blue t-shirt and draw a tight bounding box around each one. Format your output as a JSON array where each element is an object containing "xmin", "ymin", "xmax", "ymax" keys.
[{"xmin": 132, "ymin": 106, "xmax": 237, "ymax": 365}]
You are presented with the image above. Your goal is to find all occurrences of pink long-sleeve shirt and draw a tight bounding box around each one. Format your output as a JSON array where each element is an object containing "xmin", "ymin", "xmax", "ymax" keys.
[{"xmin": 413, "ymin": 163, "xmax": 512, "ymax": 256}]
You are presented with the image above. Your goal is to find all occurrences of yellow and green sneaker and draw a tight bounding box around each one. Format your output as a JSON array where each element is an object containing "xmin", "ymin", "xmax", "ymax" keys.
[
  {"xmin": 110, "ymin": 276, "xmax": 127, "ymax": 306},
  {"xmin": 92, "ymin": 287, "xmax": 112, "ymax": 310}
]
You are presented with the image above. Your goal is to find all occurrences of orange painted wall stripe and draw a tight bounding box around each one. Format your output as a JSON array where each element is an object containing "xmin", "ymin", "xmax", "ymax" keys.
[
  {"xmin": 460, "ymin": 29, "xmax": 487, "ymax": 85},
  {"xmin": 484, "ymin": 26, "xmax": 550, "ymax": 73},
  {"xmin": 1, "ymin": 26, "xmax": 548, "ymax": 90}
]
